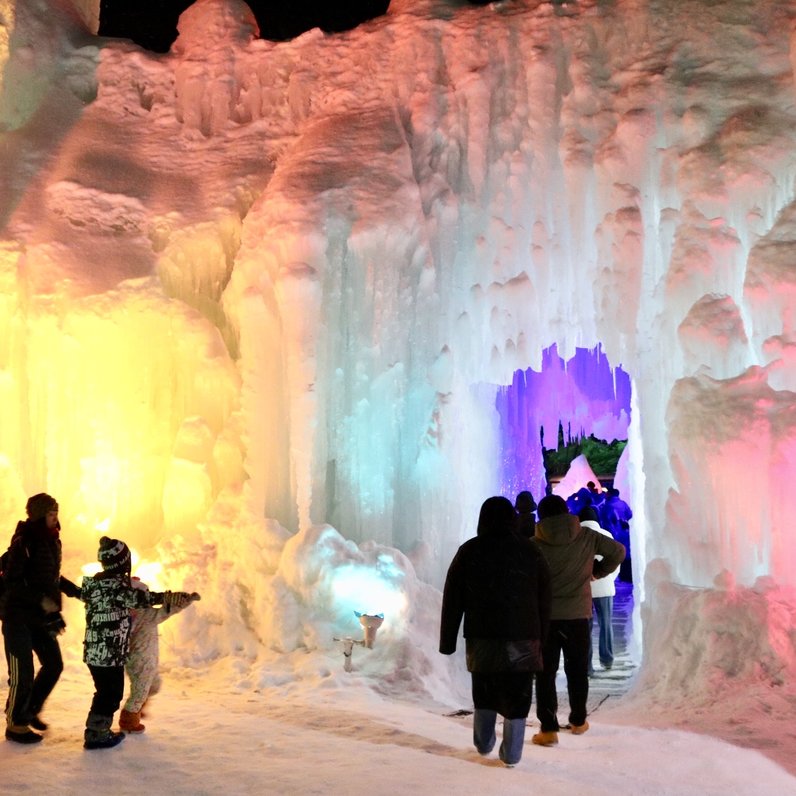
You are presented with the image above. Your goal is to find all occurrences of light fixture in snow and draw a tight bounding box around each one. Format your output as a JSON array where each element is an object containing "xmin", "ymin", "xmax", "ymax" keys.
[
  {"xmin": 332, "ymin": 635, "xmax": 365, "ymax": 672},
  {"xmin": 355, "ymin": 611, "xmax": 384, "ymax": 649},
  {"xmin": 332, "ymin": 612, "xmax": 384, "ymax": 672}
]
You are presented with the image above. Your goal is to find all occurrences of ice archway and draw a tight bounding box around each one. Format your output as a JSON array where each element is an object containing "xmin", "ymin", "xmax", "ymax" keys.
[{"xmin": 2, "ymin": 0, "xmax": 796, "ymax": 673}]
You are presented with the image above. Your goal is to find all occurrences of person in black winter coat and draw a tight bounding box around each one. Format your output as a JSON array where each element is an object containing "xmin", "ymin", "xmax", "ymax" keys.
[
  {"xmin": 0, "ymin": 494, "xmax": 81, "ymax": 744},
  {"xmin": 440, "ymin": 496, "xmax": 552, "ymax": 767}
]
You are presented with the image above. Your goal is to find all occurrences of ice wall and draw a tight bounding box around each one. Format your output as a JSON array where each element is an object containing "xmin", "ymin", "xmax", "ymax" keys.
[{"xmin": 3, "ymin": 0, "xmax": 796, "ymax": 656}]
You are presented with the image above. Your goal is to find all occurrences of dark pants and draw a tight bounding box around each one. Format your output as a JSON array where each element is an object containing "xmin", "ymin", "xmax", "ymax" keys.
[
  {"xmin": 535, "ymin": 618, "xmax": 590, "ymax": 732},
  {"xmin": 2, "ymin": 617, "xmax": 63, "ymax": 726},
  {"xmin": 87, "ymin": 664, "xmax": 125, "ymax": 720},
  {"xmin": 471, "ymin": 671, "xmax": 534, "ymax": 719}
]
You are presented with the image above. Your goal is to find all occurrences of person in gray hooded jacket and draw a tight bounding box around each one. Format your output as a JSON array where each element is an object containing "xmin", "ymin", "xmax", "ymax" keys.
[{"xmin": 530, "ymin": 494, "xmax": 625, "ymax": 747}]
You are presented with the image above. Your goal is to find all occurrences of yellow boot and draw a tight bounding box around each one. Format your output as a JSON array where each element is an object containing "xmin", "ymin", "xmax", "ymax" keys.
[{"xmin": 532, "ymin": 730, "xmax": 559, "ymax": 746}]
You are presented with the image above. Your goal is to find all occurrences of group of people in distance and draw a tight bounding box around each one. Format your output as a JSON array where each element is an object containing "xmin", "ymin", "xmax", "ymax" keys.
[
  {"xmin": 440, "ymin": 488, "xmax": 626, "ymax": 767},
  {"xmin": 0, "ymin": 493, "xmax": 199, "ymax": 749}
]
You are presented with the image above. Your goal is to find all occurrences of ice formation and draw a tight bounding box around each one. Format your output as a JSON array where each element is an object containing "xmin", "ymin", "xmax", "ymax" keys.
[
  {"xmin": 494, "ymin": 343, "xmax": 631, "ymax": 500},
  {"xmin": 3, "ymin": 0, "xmax": 796, "ymax": 709}
]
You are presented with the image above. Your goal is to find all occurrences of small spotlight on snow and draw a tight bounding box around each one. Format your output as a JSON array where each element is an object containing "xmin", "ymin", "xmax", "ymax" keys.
[
  {"xmin": 355, "ymin": 611, "xmax": 384, "ymax": 648},
  {"xmin": 332, "ymin": 636, "xmax": 365, "ymax": 672}
]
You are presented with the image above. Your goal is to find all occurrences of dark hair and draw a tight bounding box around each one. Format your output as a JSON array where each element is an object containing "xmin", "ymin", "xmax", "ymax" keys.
[
  {"xmin": 578, "ymin": 506, "xmax": 599, "ymax": 523},
  {"xmin": 514, "ymin": 490, "xmax": 536, "ymax": 513},
  {"xmin": 477, "ymin": 496, "xmax": 516, "ymax": 536},
  {"xmin": 537, "ymin": 494, "xmax": 569, "ymax": 520}
]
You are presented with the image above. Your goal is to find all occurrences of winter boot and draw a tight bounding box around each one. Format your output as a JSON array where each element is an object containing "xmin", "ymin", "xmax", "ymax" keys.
[
  {"xmin": 29, "ymin": 715, "xmax": 48, "ymax": 732},
  {"xmin": 26, "ymin": 703, "xmax": 48, "ymax": 732},
  {"xmin": 5, "ymin": 724, "xmax": 43, "ymax": 744},
  {"xmin": 84, "ymin": 713, "xmax": 125, "ymax": 750},
  {"xmin": 119, "ymin": 710, "xmax": 145, "ymax": 733},
  {"xmin": 531, "ymin": 730, "xmax": 559, "ymax": 747}
]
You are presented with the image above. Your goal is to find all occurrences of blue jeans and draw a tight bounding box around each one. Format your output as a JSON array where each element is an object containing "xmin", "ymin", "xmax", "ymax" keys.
[
  {"xmin": 473, "ymin": 709, "xmax": 526, "ymax": 765},
  {"xmin": 593, "ymin": 596, "xmax": 614, "ymax": 666}
]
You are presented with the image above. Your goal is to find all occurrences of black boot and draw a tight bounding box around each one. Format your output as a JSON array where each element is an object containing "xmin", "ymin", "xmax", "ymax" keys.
[
  {"xmin": 29, "ymin": 715, "xmax": 48, "ymax": 732},
  {"xmin": 6, "ymin": 724, "xmax": 43, "ymax": 744},
  {"xmin": 84, "ymin": 713, "xmax": 125, "ymax": 750}
]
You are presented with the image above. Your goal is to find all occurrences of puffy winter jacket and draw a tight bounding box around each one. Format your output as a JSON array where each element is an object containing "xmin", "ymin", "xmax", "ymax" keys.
[
  {"xmin": 440, "ymin": 526, "xmax": 552, "ymax": 672},
  {"xmin": 81, "ymin": 573, "xmax": 165, "ymax": 667},
  {"xmin": 532, "ymin": 513, "xmax": 625, "ymax": 620},
  {"xmin": 0, "ymin": 519, "xmax": 80, "ymax": 624}
]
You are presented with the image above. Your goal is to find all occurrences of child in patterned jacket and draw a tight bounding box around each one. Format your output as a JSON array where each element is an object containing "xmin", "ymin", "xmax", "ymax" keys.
[
  {"xmin": 119, "ymin": 578, "xmax": 200, "ymax": 733},
  {"xmin": 80, "ymin": 537, "xmax": 168, "ymax": 750}
]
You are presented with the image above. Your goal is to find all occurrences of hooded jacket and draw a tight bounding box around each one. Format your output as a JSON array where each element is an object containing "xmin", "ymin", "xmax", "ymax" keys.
[
  {"xmin": 533, "ymin": 513, "xmax": 625, "ymax": 620},
  {"xmin": 81, "ymin": 573, "xmax": 166, "ymax": 667},
  {"xmin": 0, "ymin": 518, "xmax": 80, "ymax": 623},
  {"xmin": 582, "ymin": 519, "xmax": 620, "ymax": 599},
  {"xmin": 440, "ymin": 498, "xmax": 552, "ymax": 672}
]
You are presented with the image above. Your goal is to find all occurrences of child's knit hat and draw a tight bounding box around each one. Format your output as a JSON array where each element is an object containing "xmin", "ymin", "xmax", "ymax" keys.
[{"xmin": 98, "ymin": 536, "xmax": 131, "ymax": 574}]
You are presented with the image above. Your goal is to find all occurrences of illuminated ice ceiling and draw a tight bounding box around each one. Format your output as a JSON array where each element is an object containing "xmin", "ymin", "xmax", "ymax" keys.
[{"xmin": 2, "ymin": 0, "xmax": 796, "ymax": 610}]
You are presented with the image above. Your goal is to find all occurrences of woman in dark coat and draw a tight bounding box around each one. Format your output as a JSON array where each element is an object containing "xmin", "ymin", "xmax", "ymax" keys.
[
  {"xmin": 440, "ymin": 496, "xmax": 552, "ymax": 767},
  {"xmin": 1, "ymin": 494, "xmax": 80, "ymax": 743}
]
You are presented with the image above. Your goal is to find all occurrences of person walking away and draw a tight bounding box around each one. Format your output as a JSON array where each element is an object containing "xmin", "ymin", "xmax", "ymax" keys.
[
  {"xmin": 531, "ymin": 495, "xmax": 625, "ymax": 746},
  {"xmin": 600, "ymin": 488, "xmax": 633, "ymax": 582},
  {"xmin": 513, "ymin": 491, "xmax": 537, "ymax": 539},
  {"xmin": 579, "ymin": 506, "xmax": 620, "ymax": 673},
  {"xmin": 440, "ymin": 496, "xmax": 552, "ymax": 767},
  {"xmin": 80, "ymin": 537, "xmax": 169, "ymax": 749},
  {"xmin": 0, "ymin": 494, "xmax": 81, "ymax": 744},
  {"xmin": 119, "ymin": 578, "xmax": 200, "ymax": 733}
]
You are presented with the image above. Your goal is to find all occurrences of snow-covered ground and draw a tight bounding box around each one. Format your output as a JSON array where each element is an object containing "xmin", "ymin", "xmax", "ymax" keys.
[
  {"xmin": 2, "ymin": 554, "xmax": 796, "ymax": 793},
  {"xmin": 1, "ymin": 636, "xmax": 795, "ymax": 795}
]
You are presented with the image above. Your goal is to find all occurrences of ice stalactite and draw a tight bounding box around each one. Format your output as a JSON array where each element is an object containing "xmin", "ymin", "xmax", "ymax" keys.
[{"xmin": 494, "ymin": 344, "xmax": 631, "ymax": 502}]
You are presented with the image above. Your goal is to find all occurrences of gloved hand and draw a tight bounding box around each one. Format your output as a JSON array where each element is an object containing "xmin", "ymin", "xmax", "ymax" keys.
[
  {"xmin": 60, "ymin": 577, "xmax": 81, "ymax": 599},
  {"xmin": 42, "ymin": 611, "xmax": 66, "ymax": 638},
  {"xmin": 41, "ymin": 595, "xmax": 60, "ymax": 613},
  {"xmin": 165, "ymin": 591, "xmax": 200, "ymax": 612}
]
